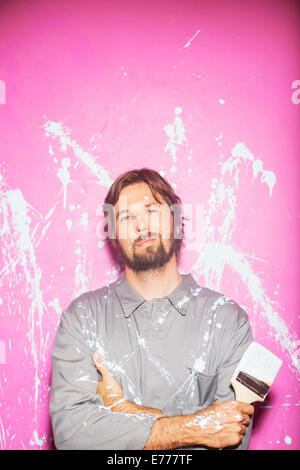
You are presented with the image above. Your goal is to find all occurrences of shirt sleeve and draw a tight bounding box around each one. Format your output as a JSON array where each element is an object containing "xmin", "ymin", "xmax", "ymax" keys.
[
  {"xmin": 213, "ymin": 302, "xmax": 254, "ymax": 450},
  {"xmin": 49, "ymin": 299, "xmax": 156, "ymax": 450}
]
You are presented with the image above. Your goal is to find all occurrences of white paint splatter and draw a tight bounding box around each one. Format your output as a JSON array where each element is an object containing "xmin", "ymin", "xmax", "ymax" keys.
[
  {"xmin": 164, "ymin": 107, "xmax": 187, "ymax": 164},
  {"xmin": 185, "ymin": 413, "xmax": 223, "ymax": 431},
  {"xmin": 79, "ymin": 212, "xmax": 88, "ymax": 227},
  {"xmin": 29, "ymin": 430, "xmax": 46, "ymax": 447},
  {"xmin": 176, "ymin": 295, "xmax": 190, "ymax": 309},
  {"xmin": 182, "ymin": 29, "xmax": 202, "ymax": 48},
  {"xmin": 48, "ymin": 297, "xmax": 62, "ymax": 315},
  {"xmin": 229, "ymin": 142, "xmax": 276, "ymax": 195},
  {"xmin": 43, "ymin": 120, "xmax": 113, "ymax": 187},
  {"xmin": 66, "ymin": 218, "xmax": 72, "ymax": 230},
  {"xmin": 0, "ymin": 416, "xmax": 6, "ymax": 450},
  {"xmin": 194, "ymin": 356, "xmax": 206, "ymax": 373},
  {"xmin": 212, "ymin": 295, "xmax": 233, "ymax": 311},
  {"xmin": 0, "ymin": 182, "xmax": 47, "ymax": 434},
  {"xmin": 190, "ymin": 141, "xmax": 299, "ymax": 375},
  {"xmin": 76, "ymin": 374, "xmax": 90, "ymax": 382},
  {"xmin": 74, "ymin": 249, "xmax": 88, "ymax": 297},
  {"xmin": 137, "ymin": 336, "xmax": 146, "ymax": 348},
  {"xmin": 57, "ymin": 157, "xmax": 71, "ymax": 208},
  {"xmin": 261, "ymin": 170, "xmax": 276, "ymax": 196},
  {"xmin": 284, "ymin": 435, "xmax": 292, "ymax": 445}
]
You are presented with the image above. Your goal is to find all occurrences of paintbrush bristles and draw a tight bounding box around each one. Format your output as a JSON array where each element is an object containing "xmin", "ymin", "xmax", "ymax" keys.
[{"xmin": 230, "ymin": 342, "xmax": 282, "ymax": 404}]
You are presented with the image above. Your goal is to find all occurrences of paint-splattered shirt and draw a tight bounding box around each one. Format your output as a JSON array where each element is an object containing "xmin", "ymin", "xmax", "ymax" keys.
[{"xmin": 49, "ymin": 271, "xmax": 253, "ymax": 450}]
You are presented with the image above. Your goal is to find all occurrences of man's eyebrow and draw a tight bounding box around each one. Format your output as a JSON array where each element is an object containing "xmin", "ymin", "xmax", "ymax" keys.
[
  {"xmin": 116, "ymin": 202, "xmax": 161, "ymax": 219},
  {"xmin": 116, "ymin": 209, "xmax": 128, "ymax": 219}
]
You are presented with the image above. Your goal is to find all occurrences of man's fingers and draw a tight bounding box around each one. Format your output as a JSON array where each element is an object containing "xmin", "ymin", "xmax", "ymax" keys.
[
  {"xmin": 237, "ymin": 402, "xmax": 255, "ymax": 416},
  {"xmin": 240, "ymin": 424, "xmax": 247, "ymax": 435},
  {"xmin": 240, "ymin": 413, "xmax": 250, "ymax": 425},
  {"xmin": 93, "ymin": 352, "xmax": 110, "ymax": 376}
]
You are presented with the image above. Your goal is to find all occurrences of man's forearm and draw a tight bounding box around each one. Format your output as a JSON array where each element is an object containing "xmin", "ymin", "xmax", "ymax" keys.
[
  {"xmin": 110, "ymin": 401, "xmax": 196, "ymax": 449},
  {"xmin": 113, "ymin": 399, "xmax": 162, "ymax": 418},
  {"xmin": 144, "ymin": 414, "xmax": 194, "ymax": 450}
]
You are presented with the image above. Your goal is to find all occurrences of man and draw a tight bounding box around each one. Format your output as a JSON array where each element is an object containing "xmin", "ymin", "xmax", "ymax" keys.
[{"xmin": 49, "ymin": 168, "xmax": 254, "ymax": 450}]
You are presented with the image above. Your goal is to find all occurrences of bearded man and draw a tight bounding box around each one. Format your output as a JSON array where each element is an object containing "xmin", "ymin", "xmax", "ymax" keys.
[{"xmin": 49, "ymin": 168, "xmax": 254, "ymax": 450}]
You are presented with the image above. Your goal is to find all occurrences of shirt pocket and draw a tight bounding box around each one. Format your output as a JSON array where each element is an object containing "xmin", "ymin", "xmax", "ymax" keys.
[
  {"xmin": 180, "ymin": 370, "xmax": 218, "ymax": 412},
  {"xmin": 162, "ymin": 370, "xmax": 218, "ymax": 417},
  {"xmin": 195, "ymin": 371, "xmax": 218, "ymax": 408}
]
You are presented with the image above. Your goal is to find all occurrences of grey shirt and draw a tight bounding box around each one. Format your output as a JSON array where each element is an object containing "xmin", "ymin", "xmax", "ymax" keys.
[{"xmin": 49, "ymin": 271, "xmax": 253, "ymax": 450}]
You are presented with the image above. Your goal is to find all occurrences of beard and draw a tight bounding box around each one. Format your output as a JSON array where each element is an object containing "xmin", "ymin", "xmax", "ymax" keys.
[{"xmin": 117, "ymin": 233, "xmax": 176, "ymax": 273}]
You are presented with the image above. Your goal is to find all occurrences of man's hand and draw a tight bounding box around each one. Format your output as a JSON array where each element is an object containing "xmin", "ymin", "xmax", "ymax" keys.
[
  {"xmin": 184, "ymin": 400, "xmax": 254, "ymax": 449},
  {"xmin": 93, "ymin": 352, "xmax": 125, "ymax": 410},
  {"xmin": 93, "ymin": 352, "xmax": 162, "ymax": 417}
]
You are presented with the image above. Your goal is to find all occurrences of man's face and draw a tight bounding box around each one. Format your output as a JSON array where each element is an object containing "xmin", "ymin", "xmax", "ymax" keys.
[{"xmin": 113, "ymin": 182, "xmax": 176, "ymax": 272}]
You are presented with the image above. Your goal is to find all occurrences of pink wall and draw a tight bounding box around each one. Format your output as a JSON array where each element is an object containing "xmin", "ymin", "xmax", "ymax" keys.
[{"xmin": 0, "ymin": 0, "xmax": 299, "ymax": 450}]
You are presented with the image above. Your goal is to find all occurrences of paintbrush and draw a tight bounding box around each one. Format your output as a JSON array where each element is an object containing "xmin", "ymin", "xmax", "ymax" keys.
[{"xmin": 230, "ymin": 342, "xmax": 282, "ymax": 403}]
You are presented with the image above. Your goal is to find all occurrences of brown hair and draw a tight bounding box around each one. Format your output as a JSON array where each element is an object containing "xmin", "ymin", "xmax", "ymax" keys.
[{"xmin": 103, "ymin": 168, "xmax": 184, "ymax": 259}]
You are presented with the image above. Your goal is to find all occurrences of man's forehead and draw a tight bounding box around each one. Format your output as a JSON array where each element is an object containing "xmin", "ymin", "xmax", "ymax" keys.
[{"xmin": 115, "ymin": 183, "xmax": 162, "ymax": 209}]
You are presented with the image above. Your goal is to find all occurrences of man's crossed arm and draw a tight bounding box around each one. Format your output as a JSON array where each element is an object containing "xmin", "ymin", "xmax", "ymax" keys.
[{"xmin": 93, "ymin": 352, "xmax": 254, "ymax": 450}]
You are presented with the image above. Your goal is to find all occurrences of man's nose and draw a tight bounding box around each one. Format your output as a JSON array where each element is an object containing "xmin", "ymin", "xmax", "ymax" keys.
[{"xmin": 135, "ymin": 214, "xmax": 148, "ymax": 233}]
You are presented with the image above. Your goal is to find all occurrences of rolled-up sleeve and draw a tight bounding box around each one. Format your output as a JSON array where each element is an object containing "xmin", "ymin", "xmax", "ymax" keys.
[{"xmin": 49, "ymin": 301, "xmax": 156, "ymax": 450}]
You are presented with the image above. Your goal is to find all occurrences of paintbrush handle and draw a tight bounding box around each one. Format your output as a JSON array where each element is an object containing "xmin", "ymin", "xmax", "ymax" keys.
[{"xmin": 231, "ymin": 378, "xmax": 264, "ymax": 404}]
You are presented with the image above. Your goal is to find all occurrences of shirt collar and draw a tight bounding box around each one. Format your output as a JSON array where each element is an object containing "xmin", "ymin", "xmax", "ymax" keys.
[{"xmin": 114, "ymin": 271, "xmax": 201, "ymax": 318}]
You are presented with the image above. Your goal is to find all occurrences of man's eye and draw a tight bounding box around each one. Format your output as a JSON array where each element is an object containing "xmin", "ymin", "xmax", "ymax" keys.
[{"xmin": 120, "ymin": 215, "xmax": 131, "ymax": 222}]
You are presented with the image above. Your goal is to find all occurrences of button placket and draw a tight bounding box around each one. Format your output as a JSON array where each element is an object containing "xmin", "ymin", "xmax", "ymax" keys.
[{"xmin": 149, "ymin": 300, "xmax": 165, "ymax": 360}]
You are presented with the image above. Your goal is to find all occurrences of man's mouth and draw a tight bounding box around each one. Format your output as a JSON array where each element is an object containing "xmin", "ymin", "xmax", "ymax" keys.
[{"xmin": 136, "ymin": 237, "xmax": 157, "ymax": 248}]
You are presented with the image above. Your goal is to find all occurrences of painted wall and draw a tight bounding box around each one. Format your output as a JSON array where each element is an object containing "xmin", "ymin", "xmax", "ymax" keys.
[{"xmin": 0, "ymin": 0, "xmax": 299, "ymax": 450}]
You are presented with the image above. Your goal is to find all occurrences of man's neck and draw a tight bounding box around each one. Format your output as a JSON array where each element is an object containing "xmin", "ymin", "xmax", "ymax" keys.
[{"xmin": 124, "ymin": 256, "xmax": 182, "ymax": 300}]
